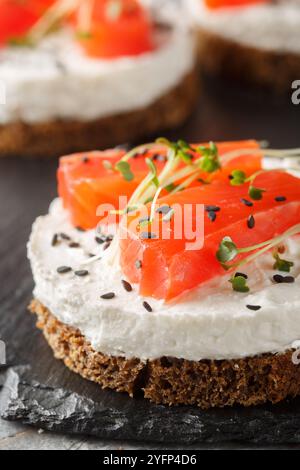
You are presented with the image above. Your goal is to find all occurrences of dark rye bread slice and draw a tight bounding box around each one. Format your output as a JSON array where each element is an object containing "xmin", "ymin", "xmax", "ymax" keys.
[
  {"xmin": 29, "ymin": 299, "xmax": 300, "ymax": 409},
  {"xmin": 197, "ymin": 27, "xmax": 300, "ymax": 92},
  {"xmin": 0, "ymin": 68, "xmax": 198, "ymax": 159}
]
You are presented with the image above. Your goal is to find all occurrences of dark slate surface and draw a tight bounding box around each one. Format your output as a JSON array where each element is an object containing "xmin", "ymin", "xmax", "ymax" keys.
[
  {"xmin": 2, "ymin": 366, "xmax": 300, "ymax": 445},
  {"xmin": 0, "ymin": 78, "xmax": 300, "ymax": 445}
]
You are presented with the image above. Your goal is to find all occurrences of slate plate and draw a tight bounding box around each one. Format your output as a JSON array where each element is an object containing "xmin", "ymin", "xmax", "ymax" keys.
[{"xmin": 1, "ymin": 78, "xmax": 300, "ymax": 444}]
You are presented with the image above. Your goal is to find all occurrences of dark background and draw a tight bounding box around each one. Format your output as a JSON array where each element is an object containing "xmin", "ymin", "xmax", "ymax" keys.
[{"xmin": 0, "ymin": 77, "xmax": 300, "ymax": 446}]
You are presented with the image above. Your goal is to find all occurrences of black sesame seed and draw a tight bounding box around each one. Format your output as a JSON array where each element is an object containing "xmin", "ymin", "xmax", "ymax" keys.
[
  {"xmin": 51, "ymin": 234, "xmax": 59, "ymax": 246},
  {"xmin": 59, "ymin": 232, "xmax": 71, "ymax": 241},
  {"xmin": 57, "ymin": 266, "xmax": 72, "ymax": 274},
  {"xmin": 235, "ymin": 272, "xmax": 248, "ymax": 279},
  {"xmin": 156, "ymin": 205, "xmax": 171, "ymax": 215},
  {"xmin": 121, "ymin": 280, "xmax": 133, "ymax": 292},
  {"xmin": 135, "ymin": 260, "xmax": 142, "ymax": 269},
  {"xmin": 82, "ymin": 156, "xmax": 90, "ymax": 163},
  {"xmin": 69, "ymin": 242, "xmax": 80, "ymax": 248},
  {"xmin": 205, "ymin": 205, "xmax": 220, "ymax": 212},
  {"xmin": 101, "ymin": 292, "xmax": 116, "ymax": 300},
  {"xmin": 75, "ymin": 270, "xmax": 89, "ymax": 277},
  {"xmin": 143, "ymin": 301, "xmax": 153, "ymax": 312},
  {"xmin": 247, "ymin": 215, "xmax": 255, "ymax": 229},
  {"xmin": 275, "ymin": 196, "xmax": 287, "ymax": 202},
  {"xmin": 88, "ymin": 253, "xmax": 96, "ymax": 258},
  {"xmin": 140, "ymin": 232, "xmax": 157, "ymax": 240},
  {"xmin": 273, "ymin": 274, "xmax": 284, "ymax": 283},
  {"xmin": 95, "ymin": 236, "xmax": 105, "ymax": 244},
  {"xmin": 76, "ymin": 226, "xmax": 86, "ymax": 232},
  {"xmin": 246, "ymin": 305, "xmax": 261, "ymax": 311},
  {"xmin": 154, "ymin": 154, "xmax": 167, "ymax": 162},
  {"xmin": 283, "ymin": 276, "xmax": 295, "ymax": 284},
  {"xmin": 105, "ymin": 234, "xmax": 114, "ymax": 242},
  {"xmin": 103, "ymin": 241, "xmax": 111, "ymax": 250},
  {"xmin": 241, "ymin": 198, "xmax": 253, "ymax": 207},
  {"xmin": 272, "ymin": 274, "xmax": 294, "ymax": 284},
  {"xmin": 207, "ymin": 211, "xmax": 217, "ymax": 222}
]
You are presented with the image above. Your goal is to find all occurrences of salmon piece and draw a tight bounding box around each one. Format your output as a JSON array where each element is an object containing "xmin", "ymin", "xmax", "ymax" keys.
[
  {"xmin": 58, "ymin": 148, "xmax": 166, "ymax": 229},
  {"xmin": 58, "ymin": 140, "xmax": 262, "ymax": 230},
  {"xmin": 120, "ymin": 171, "xmax": 300, "ymax": 301}
]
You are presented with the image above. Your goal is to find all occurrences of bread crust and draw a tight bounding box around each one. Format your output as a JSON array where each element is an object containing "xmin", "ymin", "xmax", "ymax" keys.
[
  {"xmin": 29, "ymin": 299, "xmax": 300, "ymax": 409},
  {"xmin": 0, "ymin": 69, "xmax": 198, "ymax": 158},
  {"xmin": 197, "ymin": 28, "xmax": 300, "ymax": 92}
]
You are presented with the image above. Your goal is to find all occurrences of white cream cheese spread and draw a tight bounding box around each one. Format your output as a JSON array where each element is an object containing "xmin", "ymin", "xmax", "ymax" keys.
[
  {"xmin": 0, "ymin": 27, "xmax": 195, "ymax": 124},
  {"xmin": 188, "ymin": 0, "xmax": 300, "ymax": 54},
  {"xmin": 28, "ymin": 196, "xmax": 300, "ymax": 362}
]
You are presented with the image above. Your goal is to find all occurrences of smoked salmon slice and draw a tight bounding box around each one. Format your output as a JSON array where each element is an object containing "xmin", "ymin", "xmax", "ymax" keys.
[
  {"xmin": 58, "ymin": 140, "xmax": 262, "ymax": 229},
  {"xmin": 120, "ymin": 171, "xmax": 300, "ymax": 301}
]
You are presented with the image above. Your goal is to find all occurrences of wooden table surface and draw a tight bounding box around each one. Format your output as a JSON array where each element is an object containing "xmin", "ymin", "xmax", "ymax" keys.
[{"xmin": 0, "ymin": 77, "xmax": 300, "ymax": 450}]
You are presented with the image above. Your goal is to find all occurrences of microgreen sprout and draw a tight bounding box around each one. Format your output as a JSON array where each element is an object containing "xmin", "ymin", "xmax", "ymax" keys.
[
  {"xmin": 229, "ymin": 168, "xmax": 267, "ymax": 200},
  {"xmin": 197, "ymin": 142, "xmax": 221, "ymax": 173},
  {"xmin": 217, "ymin": 224, "xmax": 300, "ymax": 271},
  {"xmin": 115, "ymin": 161, "xmax": 134, "ymax": 182},
  {"xmin": 230, "ymin": 275, "xmax": 250, "ymax": 293},
  {"xmin": 229, "ymin": 170, "xmax": 247, "ymax": 186},
  {"xmin": 146, "ymin": 158, "xmax": 159, "ymax": 188},
  {"xmin": 248, "ymin": 186, "xmax": 266, "ymax": 201},
  {"xmin": 273, "ymin": 252, "xmax": 294, "ymax": 273}
]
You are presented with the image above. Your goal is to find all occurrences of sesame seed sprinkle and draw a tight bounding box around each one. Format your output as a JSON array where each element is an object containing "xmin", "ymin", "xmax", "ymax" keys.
[
  {"xmin": 143, "ymin": 301, "xmax": 153, "ymax": 312},
  {"xmin": 51, "ymin": 234, "xmax": 59, "ymax": 246},
  {"xmin": 101, "ymin": 292, "xmax": 116, "ymax": 300},
  {"xmin": 95, "ymin": 236, "xmax": 105, "ymax": 244},
  {"xmin": 135, "ymin": 260, "xmax": 142, "ymax": 269},
  {"xmin": 275, "ymin": 196, "xmax": 287, "ymax": 202},
  {"xmin": 205, "ymin": 205, "xmax": 220, "ymax": 212},
  {"xmin": 246, "ymin": 305, "xmax": 261, "ymax": 311},
  {"xmin": 241, "ymin": 198, "xmax": 253, "ymax": 207},
  {"xmin": 247, "ymin": 215, "xmax": 255, "ymax": 229},
  {"xmin": 75, "ymin": 270, "xmax": 89, "ymax": 277},
  {"xmin": 208, "ymin": 211, "xmax": 217, "ymax": 222},
  {"xmin": 273, "ymin": 274, "xmax": 295, "ymax": 284},
  {"xmin": 121, "ymin": 280, "xmax": 133, "ymax": 292},
  {"xmin": 59, "ymin": 232, "xmax": 71, "ymax": 241},
  {"xmin": 69, "ymin": 242, "xmax": 80, "ymax": 248},
  {"xmin": 57, "ymin": 266, "xmax": 72, "ymax": 274}
]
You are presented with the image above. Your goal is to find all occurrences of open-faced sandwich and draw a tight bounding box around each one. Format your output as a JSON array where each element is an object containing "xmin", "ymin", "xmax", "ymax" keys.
[
  {"xmin": 0, "ymin": 0, "xmax": 197, "ymax": 158},
  {"xmin": 28, "ymin": 138, "xmax": 300, "ymax": 408},
  {"xmin": 188, "ymin": 0, "xmax": 300, "ymax": 91}
]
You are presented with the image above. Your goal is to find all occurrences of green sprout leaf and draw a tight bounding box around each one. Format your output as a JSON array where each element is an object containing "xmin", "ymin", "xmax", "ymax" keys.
[
  {"xmin": 249, "ymin": 186, "xmax": 266, "ymax": 201},
  {"xmin": 115, "ymin": 161, "xmax": 134, "ymax": 182},
  {"xmin": 216, "ymin": 237, "xmax": 238, "ymax": 264},
  {"xmin": 164, "ymin": 183, "xmax": 178, "ymax": 193},
  {"xmin": 230, "ymin": 275, "xmax": 250, "ymax": 293},
  {"xmin": 273, "ymin": 253, "xmax": 294, "ymax": 273},
  {"xmin": 230, "ymin": 170, "xmax": 247, "ymax": 186},
  {"xmin": 198, "ymin": 141, "xmax": 221, "ymax": 173},
  {"xmin": 146, "ymin": 158, "xmax": 159, "ymax": 187}
]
